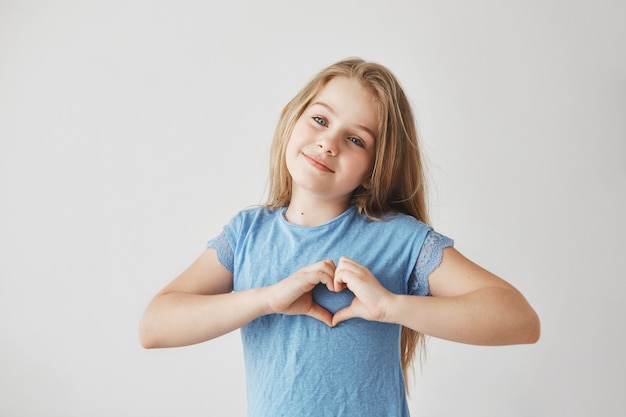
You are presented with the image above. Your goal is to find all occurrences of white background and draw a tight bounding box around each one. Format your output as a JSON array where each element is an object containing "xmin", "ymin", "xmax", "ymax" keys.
[{"xmin": 1, "ymin": 1, "xmax": 624, "ymax": 416}]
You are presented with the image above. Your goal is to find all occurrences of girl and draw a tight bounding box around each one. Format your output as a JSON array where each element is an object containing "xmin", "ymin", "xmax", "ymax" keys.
[{"xmin": 139, "ymin": 58, "xmax": 540, "ymax": 416}]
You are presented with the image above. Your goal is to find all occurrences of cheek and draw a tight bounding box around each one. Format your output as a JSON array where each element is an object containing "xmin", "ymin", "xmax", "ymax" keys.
[
  {"xmin": 357, "ymin": 156, "xmax": 376, "ymax": 183},
  {"xmin": 290, "ymin": 118, "xmax": 311, "ymax": 140},
  {"xmin": 284, "ymin": 141, "xmax": 295, "ymax": 169},
  {"xmin": 284, "ymin": 134, "xmax": 300, "ymax": 171},
  {"xmin": 353, "ymin": 152, "xmax": 375, "ymax": 172},
  {"xmin": 286, "ymin": 121, "xmax": 312, "ymax": 153}
]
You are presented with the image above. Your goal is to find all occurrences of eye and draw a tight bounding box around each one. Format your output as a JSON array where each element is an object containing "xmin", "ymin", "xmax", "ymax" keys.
[
  {"xmin": 347, "ymin": 137, "xmax": 365, "ymax": 147},
  {"xmin": 312, "ymin": 116, "xmax": 328, "ymax": 127}
]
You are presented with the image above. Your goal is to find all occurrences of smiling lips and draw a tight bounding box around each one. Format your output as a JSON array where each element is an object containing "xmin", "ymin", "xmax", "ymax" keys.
[{"xmin": 303, "ymin": 153, "xmax": 335, "ymax": 173}]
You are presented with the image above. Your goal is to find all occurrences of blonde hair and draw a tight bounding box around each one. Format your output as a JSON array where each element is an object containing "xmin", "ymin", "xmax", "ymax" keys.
[{"xmin": 266, "ymin": 58, "xmax": 429, "ymax": 391}]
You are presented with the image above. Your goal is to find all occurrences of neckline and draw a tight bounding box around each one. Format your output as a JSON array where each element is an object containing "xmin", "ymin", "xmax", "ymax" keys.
[{"xmin": 279, "ymin": 205, "xmax": 357, "ymax": 230}]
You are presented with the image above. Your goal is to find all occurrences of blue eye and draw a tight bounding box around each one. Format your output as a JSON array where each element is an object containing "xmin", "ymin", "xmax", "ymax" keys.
[
  {"xmin": 348, "ymin": 137, "xmax": 365, "ymax": 147},
  {"xmin": 313, "ymin": 116, "xmax": 327, "ymax": 126}
]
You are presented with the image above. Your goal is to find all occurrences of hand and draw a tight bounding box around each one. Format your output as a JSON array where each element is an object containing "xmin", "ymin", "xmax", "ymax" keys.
[
  {"xmin": 266, "ymin": 260, "xmax": 337, "ymax": 327},
  {"xmin": 332, "ymin": 256, "xmax": 394, "ymax": 327}
]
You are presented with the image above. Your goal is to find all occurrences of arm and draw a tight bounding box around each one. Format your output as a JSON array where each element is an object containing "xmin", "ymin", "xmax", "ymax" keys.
[
  {"xmin": 332, "ymin": 249, "xmax": 540, "ymax": 345},
  {"xmin": 389, "ymin": 247, "xmax": 540, "ymax": 344},
  {"xmin": 139, "ymin": 248, "xmax": 266, "ymax": 348},
  {"xmin": 139, "ymin": 249, "xmax": 337, "ymax": 349}
]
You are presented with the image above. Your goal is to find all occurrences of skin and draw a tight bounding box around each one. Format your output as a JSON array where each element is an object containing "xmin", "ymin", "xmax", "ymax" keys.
[
  {"xmin": 284, "ymin": 76, "xmax": 377, "ymax": 226},
  {"xmin": 139, "ymin": 76, "xmax": 540, "ymax": 349}
]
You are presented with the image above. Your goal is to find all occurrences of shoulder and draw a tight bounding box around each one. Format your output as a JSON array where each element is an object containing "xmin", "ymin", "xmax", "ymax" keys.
[
  {"xmin": 373, "ymin": 211, "xmax": 432, "ymax": 234},
  {"xmin": 224, "ymin": 205, "xmax": 282, "ymax": 234},
  {"xmin": 233, "ymin": 205, "xmax": 277, "ymax": 220},
  {"xmin": 350, "ymin": 211, "xmax": 433, "ymax": 250}
]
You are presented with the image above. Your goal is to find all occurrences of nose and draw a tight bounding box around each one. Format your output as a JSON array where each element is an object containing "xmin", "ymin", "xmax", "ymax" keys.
[{"xmin": 317, "ymin": 131, "xmax": 340, "ymax": 155}]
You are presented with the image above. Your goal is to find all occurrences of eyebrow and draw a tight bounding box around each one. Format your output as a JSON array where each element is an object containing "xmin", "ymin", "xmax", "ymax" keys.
[{"xmin": 311, "ymin": 101, "xmax": 377, "ymax": 140}]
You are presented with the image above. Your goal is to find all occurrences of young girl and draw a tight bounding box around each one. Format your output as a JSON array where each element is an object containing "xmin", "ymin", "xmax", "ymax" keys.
[{"xmin": 139, "ymin": 58, "xmax": 540, "ymax": 416}]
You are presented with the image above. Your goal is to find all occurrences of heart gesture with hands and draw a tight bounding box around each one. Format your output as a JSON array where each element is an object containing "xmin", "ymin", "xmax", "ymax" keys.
[{"xmin": 266, "ymin": 256, "xmax": 394, "ymax": 327}]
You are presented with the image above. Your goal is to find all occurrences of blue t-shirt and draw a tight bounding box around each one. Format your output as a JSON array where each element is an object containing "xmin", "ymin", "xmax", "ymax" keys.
[{"xmin": 207, "ymin": 206, "xmax": 453, "ymax": 417}]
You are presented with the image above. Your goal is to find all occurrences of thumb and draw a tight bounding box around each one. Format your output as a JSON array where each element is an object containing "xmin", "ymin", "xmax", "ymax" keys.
[
  {"xmin": 306, "ymin": 303, "xmax": 333, "ymax": 327},
  {"xmin": 331, "ymin": 305, "xmax": 356, "ymax": 327}
]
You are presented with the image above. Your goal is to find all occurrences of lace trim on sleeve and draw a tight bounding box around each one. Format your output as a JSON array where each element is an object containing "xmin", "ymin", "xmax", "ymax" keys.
[
  {"xmin": 206, "ymin": 230, "xmax": 234, "ymax": 273},
  {"xmin": 408, "ymin": 230, "xmax": 454, "ymax": 296}
]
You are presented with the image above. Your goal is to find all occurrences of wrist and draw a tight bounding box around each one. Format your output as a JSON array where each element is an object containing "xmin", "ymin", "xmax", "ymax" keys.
[
  {"xmin": 255, "ymin": 286, "xmax": 275, "ymax": 316},
  {"xmin": 380, "ymin": 292, "xmax": 401, "ymax": 324}
]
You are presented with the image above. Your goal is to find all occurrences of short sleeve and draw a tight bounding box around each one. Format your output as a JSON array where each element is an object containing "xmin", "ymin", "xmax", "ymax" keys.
[
  {"xmin": 408, "ymin": 230, "xmax": 454, "ymax": 296},
  {"xmin": 206, "ymin": 230, "xmax": 234, "ymax": 273}
]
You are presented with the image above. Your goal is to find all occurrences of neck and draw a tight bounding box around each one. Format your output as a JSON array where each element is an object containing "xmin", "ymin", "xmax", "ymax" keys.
[{"xmin": 284, "ymin": 189, "xmax": 350, "ymax": 227}]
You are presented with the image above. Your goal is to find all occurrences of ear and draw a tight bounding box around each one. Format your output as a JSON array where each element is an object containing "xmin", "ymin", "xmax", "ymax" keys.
[{"xmin": 361, "ymin": 179, "xmax": 371, "ymax": 190}]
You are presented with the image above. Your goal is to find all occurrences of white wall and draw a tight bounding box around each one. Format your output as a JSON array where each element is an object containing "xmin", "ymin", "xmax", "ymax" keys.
[{"xmin": 1, "ymin": 1, "xmax": 624, "ymax": 416}]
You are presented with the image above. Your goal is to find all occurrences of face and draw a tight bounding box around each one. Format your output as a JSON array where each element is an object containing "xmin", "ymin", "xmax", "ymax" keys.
[{"xmin": 285, "ymin": 76, "xmax": 378, "ymax": 204}]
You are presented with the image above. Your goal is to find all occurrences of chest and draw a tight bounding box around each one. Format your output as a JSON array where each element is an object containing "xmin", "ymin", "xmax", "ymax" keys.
[{"xmin": 231, "ymin": 222, "xmax": 414, "ymax": 300}]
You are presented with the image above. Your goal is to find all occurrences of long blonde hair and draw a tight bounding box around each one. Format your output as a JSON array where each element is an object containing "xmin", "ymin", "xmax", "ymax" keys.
[{"xmin": 266, "ymin": 58, "xmax": 429, "ymax": 390}]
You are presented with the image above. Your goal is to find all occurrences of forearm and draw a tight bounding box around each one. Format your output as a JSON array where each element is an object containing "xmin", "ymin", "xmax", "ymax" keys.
[
  {"xmin": 139, "ymin": 287, "xmax": 270, "ymax": 349},
  {"xmin": 386, "ymin": 287, "xmax": 540, "ymax": 345}
]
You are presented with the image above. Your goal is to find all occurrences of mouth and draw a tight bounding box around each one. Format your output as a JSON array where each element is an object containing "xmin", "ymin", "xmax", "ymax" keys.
[{"xmin": 303, "ymin": 153, "xmax": 335, "ymax": 173}]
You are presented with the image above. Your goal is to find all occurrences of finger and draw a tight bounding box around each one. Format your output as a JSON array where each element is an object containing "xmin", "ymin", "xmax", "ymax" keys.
[
  {"xmin": 310, "ymin": 269, "xmax": 334, "ymax": 289},
  {"xmin": 297, "ymin": 261, "xmax": 334, "ymax": 288},
  {"xmin": 332, "ymin": 305, "xmax": 356, "ymax": 327},
  {"xmin": 314, "ymin": 259, "xmax": 337, "ymax": 292},
  {"xmin": 334, "ymin": 261, "xmax": 361, "ymax": 292},
  {"xmin": 338, "ymin": 255, "xmax": 354, "ymax": 264},
  {"xmin": 307, "ymin": 303, "xmax": 333, "ymax": 327},
  {"xmin": 335, "ymin": 258, "xmax": 362, "ymax": 280},
  {"xmin": 337, "ymin": 256, "xmax": 366, "ymax": 275},
  {"xmin": 337, "ymin": 256, "xmax": 359, "ymax": 268},
  {"xmin": 332, "ymin": 268, "xmax": 348, "ymax": 292}
]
